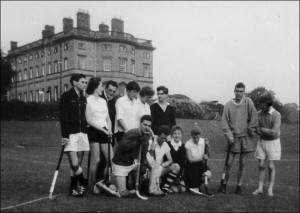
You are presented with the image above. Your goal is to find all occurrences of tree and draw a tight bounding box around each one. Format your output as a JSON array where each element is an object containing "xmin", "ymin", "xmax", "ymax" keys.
[{"xmin": 1, "ymin": 50, "xmax": 16, "ymax": 101}]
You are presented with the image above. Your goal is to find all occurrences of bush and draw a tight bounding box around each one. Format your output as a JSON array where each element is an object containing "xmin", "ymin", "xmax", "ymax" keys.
[{"xmin": 1, "ymin": 100, "xmax": 59, "ymax": 121}]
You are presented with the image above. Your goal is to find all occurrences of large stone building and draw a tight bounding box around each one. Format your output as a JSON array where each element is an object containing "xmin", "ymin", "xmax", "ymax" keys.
[{"xmin": 7, "ymin": 10, "xmax": 155, "ymax": 102}]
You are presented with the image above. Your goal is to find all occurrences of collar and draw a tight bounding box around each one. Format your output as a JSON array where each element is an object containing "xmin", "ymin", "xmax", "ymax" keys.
[
  {"xmin": 268, "ymin": 106, "xmax": 274, "ymax": 114},
  {"xmin": 232, "ymin": 96, "xmax": 244, "ymax": 105},
  {"xmin": 170, "ymin": 139, "xmax": 182, "ymax": 148}
]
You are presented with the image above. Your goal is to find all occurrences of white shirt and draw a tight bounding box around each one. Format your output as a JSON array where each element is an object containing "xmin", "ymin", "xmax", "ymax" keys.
[
  {"xmin": 170, "ymin": 139, "xmax": 182, "ymax": 151},
  {"xmin": 185, "ymin": 138, "xmax": 205, "ymax": 160},
  {"xmin": 136, "ymin": 98, "xmax": 151, "ymax": 124},
  {"xmin": 86, "ymin": 95, "xmax": 109, "ymax": 128},
  {"xmin": 147, "ymin": 139, "xmax": 170, "ymax": 165},
  {"xmin": 114, "ymin": 94, "xmax": 139, "ymax": 133}
]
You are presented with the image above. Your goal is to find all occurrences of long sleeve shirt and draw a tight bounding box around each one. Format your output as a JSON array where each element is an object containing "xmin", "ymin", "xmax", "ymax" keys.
[
  {"xmin": 257, "ymin": 107, "xmax": 281, "ymax": 140},
  {"xmin": 221, "ymin": 97, "xmax": 258, "ymax": 140},
  {"xmin": 150, "ymin": 102, "xmax": 176, "ymax": 135},
  {"xmin": 112, "ymin": 128, "xmax": 150, "ymax": 166}
]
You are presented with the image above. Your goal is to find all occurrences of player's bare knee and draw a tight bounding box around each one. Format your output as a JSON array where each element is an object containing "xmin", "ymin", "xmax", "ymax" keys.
[{"xmin": 171, "ymin": 163, "xmax": 180, "ymax": 174}]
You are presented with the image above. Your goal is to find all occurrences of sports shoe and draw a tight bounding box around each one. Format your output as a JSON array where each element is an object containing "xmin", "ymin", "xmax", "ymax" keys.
[
  {"xmin": 119, "ymin": 190, "xmax": 135, "ymax": 198},
  {"xmin": 161, "ymin": 187, "xmax": 173, "ymax": 194},
  {"xmin": 70, "ymin": 189, "xmax": 83, "ymax": 197},
  {"xmin": 235, "ymin": 185, "xmax": 242, "ymax": 195},
  {"xmin": 92, "ymin": 184, "xmax": 101, "ymax": 195},
  {"xmin": 203, "ymin": 186, "xmax": 214, "ymax": 197},
  {"xmin": 268, "ymin": 189, "xmax": 274, "ymax": 197},
  {"xmin": 252, "ymin": 189, "xmax": 263, "ymax": 196}
]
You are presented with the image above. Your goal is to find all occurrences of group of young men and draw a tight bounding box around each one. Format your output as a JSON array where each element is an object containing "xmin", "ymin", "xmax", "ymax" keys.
[{"xmin": 60, "ymin": 74, "xmax": 282, "ymax": 199}]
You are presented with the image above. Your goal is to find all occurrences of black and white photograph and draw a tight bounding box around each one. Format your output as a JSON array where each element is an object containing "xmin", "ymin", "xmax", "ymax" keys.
[{"xmin": 1, "ymin": 1, "xmax": 299, "ymax": 212}]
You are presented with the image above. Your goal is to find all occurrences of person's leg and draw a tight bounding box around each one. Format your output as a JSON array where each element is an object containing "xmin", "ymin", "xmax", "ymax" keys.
[
  {"xmin": 235, "ymin": 152, "xmax": 250, "ymax": 194},
  {"xmin": 253, "ymin": 159, "xmax": 266, "ymax": 195},
  {"xmin": 89, "ymin": 143, "xmax": 101, "ymax": 187},
  {"xmin": 161, "ymin": 163, "xmax": 180, "ymax": 193},
  {"xmin": 100, "ymin": 143, "xmax": 114, "ymax": 182},
  {"xmin": 67, "ymin": 151, "xmax": 83, "ymax": 196},
  {"xmin": 222, "ymin": 152, "xmax": 236, "ymax": 193},
  {"xmin": 267, "ymin": 160, "xmax": 276, "ymax": 196}
]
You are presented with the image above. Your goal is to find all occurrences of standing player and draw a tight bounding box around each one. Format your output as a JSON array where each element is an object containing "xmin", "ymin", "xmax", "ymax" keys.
[
  {"xmin": 219, "ymin": 82, "xmax": 258, "ymax": 194},
  {"xmin": 85, "ymin": 77, "xmax": 113, "ymax": 194},
  {"xmin": 60, "ymin": 73, "xmax": 89, "ymax": 197},
  {"xmin": 252, "ymin": 92, "xmax": 281, "ymax": 197},
  {"xmin": 150, "ymin": 86, "xmax": 176, "ymax": 136},
  {"xmin": 136, "ymin": 86, "xmax": 155, "ymax": 123}
]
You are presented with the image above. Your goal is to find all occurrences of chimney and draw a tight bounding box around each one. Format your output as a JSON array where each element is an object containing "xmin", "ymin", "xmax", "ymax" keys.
[
  {"xmin": 77, "ymin": 10, "xmax": 90, "ymax": 31},
  {"xmin": 63, "ymin": 18, "xmax": 74, "ymax": 32},
  {"xmin": 10, "ymin": 41, "xmax": 18, "ymax": 51},
  {"xmin": 99, "ymin": 23, "xmax": 109, "ymax": 33},
  {"xmin": 42, "ymin": 25, "xmax": 55, "ymax": 39},
  {"xmin": 111, "ymin": 17, "xmax": 124, "ymax": 33}
]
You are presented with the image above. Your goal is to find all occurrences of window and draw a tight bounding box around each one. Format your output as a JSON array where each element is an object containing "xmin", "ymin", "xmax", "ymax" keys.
[
  {"xmin": 47, "ymin": 48, "xmax": 51, "ymax": 55},
  {"xmin": 143, "ymin": 64, "xmax": 150, "ymax": 77},
  {"xmin": 41, "ymin": 64, "xmax": 45, "ymax": 76},
  {"xmin": 54, "ymin": 87, "xmax": 58, "ymax": 101},
  {"xmin": 103, "ymin": 59, "xmax": 112, "ymax": 71},
  {"xmin": 48, "ymin": 62, "xmax": 52, "ymax": 75},
  {"xmin": 29, "ymin": 67, "xmax": 33, "ymax": 79},
  {"xmin": 41, "ymin": 51, "xmax": 44, "ymax": 58},
  {"xmin": 24, "ymin": 92, "xmax": 27, "ymax": 103},
  {"xmin": 29, "ymin": 91, "xmax": 33, "ymax": 102},
  {"xmin": 24, "ymin": 69, "xmax": 27, "ymax": 80},
  {"xmin": 143, "ymin": 52, "xmax": 150, "ymax": 59},
  {"xmin": 64, "ymin": 84, "xmax": 69, "ymax": 92},
  {"xmin": 18, "ymin": 58, "xmax": 22, "ymax": 64},
  {"xmin": 35, "ymin": 66, "xmax": 39, "ymax": 77},
  {"xmin": 41, "ymin": 89, "xmax": 45, "ymax": 102},
  {"xmin": 64, "ymin": 58, "xmax": 68, "ymax": 70},
  {"xmin": 35, "ymin": 90, "xmax": 39, "ymax": 102},
  {"xmin": 18, "ymin": 94, "xmax": 21, "ymax": 100},
  {"xmin": 35, "ymin": 52, "xmax": 39, "ymax": 59},
  {"xmin": 103, "ymin": 44, "xmax": 112, "ymax": 50},
  {"xmin": 78, "ymin": 55, "xmax": 86, "ymax": 69},
  {"xmin": 54, "ymin": 61, "xmax": 58, "ymax": 73},
  {"xmin": 64, "ymin": 43, "xmax": 69, "ymax": 50},
  {"xmin": 132, "ymin": 48, "xmax": 135, "ymax": 55},
  {"xmin": 29, "ymin": 54, "xmax": 33, "ymax": 60},
  {"xmin": 119, "ymin": 45, "xmax": 126, "ymax": 52},
  {"xmin": 54, "ymin": 47, "xmax": 58, "ymax": 54},
  {"xmin": 78, "ymin": 43, "xmax": 86, "ymax": 50},
  {"xmin": 131, "ymin": 60, "xmax": 135, "ymax": 74},
  {"xmin": 11, "ymin": 76, "xmax": 14, "ymax": 83},
  {"xmin": 18, "ymin": 70, "xmax": 22, "ymax": 81},
  {"xmin": 23, "ymin": 56, "xmax": 27, "ymax": 63},
  {"xmin": 47, "ymin": 88, "xmax": 51, "ymax": 102},
  {"xmin": 119, "ymin": 58, "xmax": 127, "ymax": 72}
]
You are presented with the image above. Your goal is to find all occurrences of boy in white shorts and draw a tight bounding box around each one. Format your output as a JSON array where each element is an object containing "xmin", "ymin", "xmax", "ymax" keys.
[
  {"xmin": 253, "ymin": 92, "xmax": 281, "ymax": 197},
  {"xmin": 60, "ymin": 74, "xmax": 90, "ymax": 197}
]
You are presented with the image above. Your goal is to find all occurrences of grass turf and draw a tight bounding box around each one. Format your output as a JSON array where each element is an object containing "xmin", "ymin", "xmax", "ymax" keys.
[{"xmin": 1, "ymin": 119, "xmax": 299, "ymax": 212}]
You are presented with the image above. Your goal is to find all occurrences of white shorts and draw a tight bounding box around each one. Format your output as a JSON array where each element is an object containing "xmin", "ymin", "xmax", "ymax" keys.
[
  {"xmin": 64, "ymin": 132, "xmax": 90, "ymax": 152},
  {"xmin": 254, "ymin": 138, "xmax": 281, "ymax": 160},
  {"xmin": 112, "ymin": 162, "xmax": 138, "ymax": 177}
]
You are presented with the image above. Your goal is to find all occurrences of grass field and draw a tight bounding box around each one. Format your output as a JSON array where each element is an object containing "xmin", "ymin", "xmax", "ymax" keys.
[{"xmin": 1, "ymin": 119, "xmax": 299, "ymax": 212}]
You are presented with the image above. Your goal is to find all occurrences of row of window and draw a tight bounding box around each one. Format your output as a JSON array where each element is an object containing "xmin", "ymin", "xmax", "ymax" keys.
[
  {"xmin": 102, "ymin": 44, "xmax": 150, "ymax": 58},
  {"xmin": 16, "ymin": 84, "xmax": 70, "ymax": 103},
  {"xmin": 16, "ymin": 43, "xmax": 69, "ymax": 64},
  {"xmin": 13, "ymin": 58, "xmax": 68, "ymax": 82}
]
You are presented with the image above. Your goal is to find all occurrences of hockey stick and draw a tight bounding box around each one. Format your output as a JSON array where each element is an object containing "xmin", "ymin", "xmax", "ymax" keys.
[
  {"xmin": 49, "ymin": 145, "xmax": 65, "ymax": 199},
  {"xmin": 107, "ymin": 137, "xmax": 112, "ymax": 183},
  {"xmin": 218, "ymin": 141, "xmax": 232, "ymax": 192},
  {"xmin": 135, "ymin": 145, "xmax": 148, "ymax": 200},
  {"xmin": 86, "ymin": 150, "xmax": 91, "ymax": 187},
  {"xmin": 96, "ymin": 180, "xmax": 121, "ymax": 198}
]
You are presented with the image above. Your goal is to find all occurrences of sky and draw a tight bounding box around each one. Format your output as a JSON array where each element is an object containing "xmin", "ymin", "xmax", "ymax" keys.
[{"xmin": 1, "ymin": 1, "xmax": 299, "ymax": 105}]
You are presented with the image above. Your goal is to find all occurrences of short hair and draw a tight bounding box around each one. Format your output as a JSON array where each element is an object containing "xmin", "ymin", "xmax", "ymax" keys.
[
  {"xmin": 259, "ymin": 92, "xmax": 274, "ymax": 107},
  {"xmin": 170, "ymin": 125, "xmax": 183, "ymax": 135},
  {"xmin": 156, "ymin": 86, "xmax": 169, "ymax": 94},
  {"xmin": 105, "ymin": 80, "xmax": 118, "ymax": 89},
  {"xmin": 70, "ymin": 74, "xmax": 86, "ymax": 86},
  {"xmin": 140, "ymin": 86, "xmax": 155, "ymax": 97},
  {"xmin": 86, "ymin": 77, "xmax": 101, "ymax": 95},
  {"xmin": 157, "ymin": 125, "xmax": 170, "ymax": 136},
  {"xmin": 140, "ymin": 114, "xmax": 153, "ymax": 123},
  {"xmin": 235, "ymin": 82, "xmax": 245, "ymax": 90},
  {"xmin": 191, "ymin": 126, "xmax": 201, "ymax": 136},
  {"xmin": 126, "ymin": 81, "xmax": 140, "ymax": 92}
]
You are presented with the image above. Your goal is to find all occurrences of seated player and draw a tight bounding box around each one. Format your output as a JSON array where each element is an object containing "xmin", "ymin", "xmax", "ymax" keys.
[
  {"xmin": 146, "ymin": 125, "xmax": 180, "ymax": 195},
  {"xmin": 185, "ymin": 126, "xmax": 214, "ymax": 196}
]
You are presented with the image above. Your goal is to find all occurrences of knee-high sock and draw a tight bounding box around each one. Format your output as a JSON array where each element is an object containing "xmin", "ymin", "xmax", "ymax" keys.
[{"xmin": 162, "ymin": 172, "xmax": 177, "ymax": 189}]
